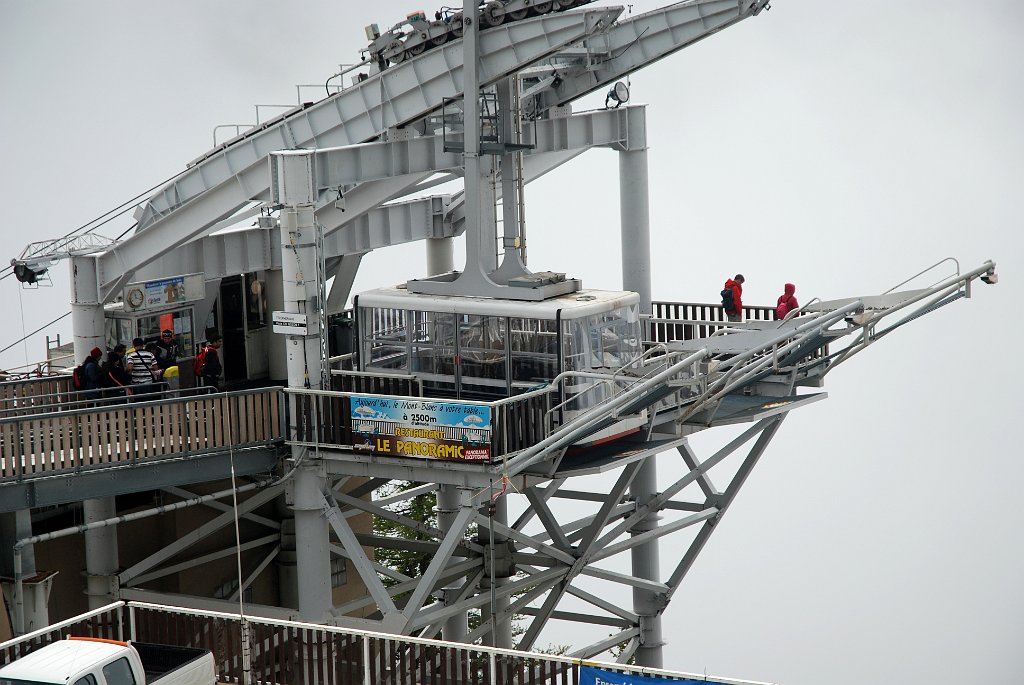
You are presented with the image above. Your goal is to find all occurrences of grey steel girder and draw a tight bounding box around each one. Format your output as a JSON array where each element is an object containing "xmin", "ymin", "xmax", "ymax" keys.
[
  {"xmin": 529, "ymin": 0, "xmax": 770, "ymax": 115},
  {"xmin": 105, "ymin": 105, "xmax": 641, "ymax": 298},
  {"xmin": 137, "ymin": 8, "xmax": 621, "ymax": 230},
  {"xmin": 100, "ymin": 9, "xmax": 621, "ymax": 299}
]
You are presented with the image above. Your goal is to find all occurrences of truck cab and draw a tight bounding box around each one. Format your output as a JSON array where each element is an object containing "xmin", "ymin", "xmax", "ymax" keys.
[{"xmin": 0, "ymin": 637, "xmax": 215, "ymax": 685}]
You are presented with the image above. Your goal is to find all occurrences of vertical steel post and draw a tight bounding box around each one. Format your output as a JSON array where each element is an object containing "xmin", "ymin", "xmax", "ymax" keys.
[
  {"xmin": 83, "ymin": 497, "xmax": 119, "ymax": 610},
  {"xmin": 436, "ymin": 485, "xmax": 467, "ymax": 643},
  {"xmin": 620, "ymin": 146, "xmax": 661, "ymax": 665},
  {"xmin": 619, "ymin": 149, "xmax": 652, "ymax": 312},
  {"xmin": 69, "ymin": 254, "xmax": 105, "ymax": 366},
  {"xmin": 490, "ymin": 495, "xmax": 513, "ymax": 649},
  {"xmin": 427, "ymin": 236, "xmax": 467, "ymax": 643},
  {"xmin": 273, "ymin": 150, "xmax": 332, "ymax": 623}
]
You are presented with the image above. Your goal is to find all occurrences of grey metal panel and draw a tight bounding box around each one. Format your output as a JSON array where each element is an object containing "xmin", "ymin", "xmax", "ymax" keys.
[
  {"xmin": 123, "ymin": 106, "xmax": 641, "ymax": 285},
  {"xmin": 105, "ymin": 9, "xmax": 622, "ymax": 299},
  {"xmin": 533, "ymin": 0, "xmax": 767, "ymax": 115},
  {"xmin": 0, "ymin": 447, "xmax": 282, "ymax": 514}
]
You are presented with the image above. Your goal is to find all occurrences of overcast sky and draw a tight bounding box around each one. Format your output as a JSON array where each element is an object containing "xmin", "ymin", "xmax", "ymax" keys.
[{"xmin": 1, "ymin": 1, "xmax": 1021, "ymax": 683}]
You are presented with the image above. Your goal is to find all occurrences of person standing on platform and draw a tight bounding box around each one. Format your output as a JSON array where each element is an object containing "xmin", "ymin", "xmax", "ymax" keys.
[
  {"xmin": 722, "ymin": 274, "xmax": 745, "ymax": 323},
  {"xmin": 776, "ymin": 283, "xmax": 799, "ymax": 320},
  {"xmin": 101, "ymin": 344, "xmax": 132, "ymax": 397},
  {"xmin": 126, "ymin": 337, "xmax": 161, "ymax": 398},
  {"xmin": 80, "ymin": 346, "xmax": 104, "ymax": 402},
  {"xmin": 155, "ymin": 329, "xmax": 181, "ymax": 370},
  {"xmin": 197, "ymin": 333, "xmax": 224, "ymax": 392}
]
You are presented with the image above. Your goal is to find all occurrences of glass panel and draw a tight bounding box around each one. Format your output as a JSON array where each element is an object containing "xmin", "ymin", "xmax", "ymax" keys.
[
  {"xmin": 367, "ymin": 344, "xmax": 407, "ymax": 370},
  {"xmin": 104, "ymin": 317, "xmax": 133, "ymax": 352},
  {"xmin": 135, "ymin": 308, "xmax": 195, "ymax": 358},
  {"xmin": 367, "ymin": 307, "xmax": 406, "ymax": 343},
  {"xmin": 411, "ymin": 345, "xmax": 455, "ymax": 376},
  {"xmin": 412, "ymin": 310, "xmax": 455, "ymax": 346},
  {"xmin": 102, "ymin": 657, "xmax": 137, "ymax": 685},
  {"xmin": 459, "ymin": 315, "xmax": 506, "ymax": 381},
  {"xmin": 588, "ymin": 305, "xmax": 642, "ymax": 368},
  {"xmin": 561, "ymin": 318, "xmax": 588, "ymax": 372}
]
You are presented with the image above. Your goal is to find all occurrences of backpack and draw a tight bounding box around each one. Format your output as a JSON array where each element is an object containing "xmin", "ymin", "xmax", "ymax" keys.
[
  {"xmin": 72, "ymin": 357, "xmax": 96, "ymax": 390},
  {"xmin": 72, "ymin": 363, "xmax": 86, "ymax": 390},
  {"xmin": 193, "ymin": 346, "xmax": 210, "ymax": 376},
  {"xmin": 721, "ymin": 287, "xmax": 736, "ymax": 313}
]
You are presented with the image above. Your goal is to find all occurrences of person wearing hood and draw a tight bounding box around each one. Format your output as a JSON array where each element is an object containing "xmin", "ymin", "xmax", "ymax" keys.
[
  {"xmin": 81, "ymin": 346, "xmax": 105, "ymax": 401},
  {"xmin": 776, "ymin": 283, "xmax": 799, "ymax": 320},
  {"xmin": 722, "ymin": 274, "xmax": 745, "ymax": 322}
]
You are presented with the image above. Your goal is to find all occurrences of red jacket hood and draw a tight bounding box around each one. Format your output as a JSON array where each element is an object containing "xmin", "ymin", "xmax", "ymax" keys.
[{"xmin": 783, "ymin": 283, "xmax": 796, "ymax": 296}]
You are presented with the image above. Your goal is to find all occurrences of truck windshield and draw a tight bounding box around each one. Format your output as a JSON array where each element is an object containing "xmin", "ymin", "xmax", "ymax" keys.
[{"xmin": 1, "ymin": 679, "xmax": 64, "ymax": 685}]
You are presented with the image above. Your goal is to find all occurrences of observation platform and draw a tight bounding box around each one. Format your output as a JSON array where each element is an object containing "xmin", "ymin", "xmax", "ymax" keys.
[
  {"xmin": 0, "ymin": 263, "xmax": 989, "ymax": 507},
  {"xmin": 0, "ymin": 300, "xmax": 823, "ymax": 504}
]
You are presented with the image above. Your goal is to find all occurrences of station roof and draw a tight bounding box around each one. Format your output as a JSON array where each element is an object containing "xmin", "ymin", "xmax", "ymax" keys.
[{"xmin": 355, "ymin": 286, "xmax": 640, "ymax": 320}]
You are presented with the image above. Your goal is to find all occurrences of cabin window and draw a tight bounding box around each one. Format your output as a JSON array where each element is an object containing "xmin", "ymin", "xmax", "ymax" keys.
[{"xmin": 102, "ymin": 657, "xmax": 137, "ymax": 685}]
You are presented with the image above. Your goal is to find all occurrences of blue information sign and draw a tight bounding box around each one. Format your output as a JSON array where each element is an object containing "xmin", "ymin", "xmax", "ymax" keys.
[{"xmin": 349, "ymin": 396, "xmax": 492, "ymax": 461}]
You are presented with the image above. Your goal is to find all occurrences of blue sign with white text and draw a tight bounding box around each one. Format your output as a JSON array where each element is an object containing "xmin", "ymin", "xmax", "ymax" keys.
[{"xmin": 579, "ymin": 666, "xmax": 732, "ymax": 685}]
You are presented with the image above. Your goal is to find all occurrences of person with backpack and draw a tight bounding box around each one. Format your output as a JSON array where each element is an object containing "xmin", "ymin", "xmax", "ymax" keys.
[
  {"xmin": 75, "ymin": 346, "xmax": 105, "ymax": 402},
  {"xmin": 126, "ymin": 337, "xmax": 162, "ymax": 399},
  {"xmin": 195, "ymin": 333, "xmax": 224, "ymax": 391},
  {"xmin": 776, "ymin": 283, "xmax": 799, "ymax": 320},
  {"xmin": 721, "ymin": 274, "xmax": 745, "ymax": 323},
  {"xmin": 155, "ymin": 329, "xmax": 181, "ymax": 370},
  {"xmin": 101, "ymin": 344, "xmax": 132, "ymax": 398}
]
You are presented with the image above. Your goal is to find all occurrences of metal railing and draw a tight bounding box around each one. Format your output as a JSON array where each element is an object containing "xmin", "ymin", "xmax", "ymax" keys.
[
  {"xmin": 0, "ymin": 601, "xmax": 773, "ymax": 685},
  {"xmin": 0, "ymin": 388, "xmax": 283, "ymax": 481},
  {"xmin": 0, "ymin": 384, "xmax": 213, "ymax": 418},
  {"xmin": 646, "ymin": 302, "xmax": 777, "ymax": 345},
  {"xmin": 0, "ymin": 602, "xmax": 123, "ymax": 663}
]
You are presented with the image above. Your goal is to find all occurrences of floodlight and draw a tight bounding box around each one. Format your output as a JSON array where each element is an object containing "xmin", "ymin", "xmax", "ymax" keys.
[{"xmin": 605, "ymin": 81, "xmax": 630, "ymax": 108}]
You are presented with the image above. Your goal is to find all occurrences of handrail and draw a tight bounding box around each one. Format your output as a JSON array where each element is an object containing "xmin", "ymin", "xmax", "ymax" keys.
[
  {"xmin": 0, "ymin": 601, "xmax": 124, "ymax": 653},
  {"xmin": 0, "ymin": 385, "xmax": 276, "ymax": 426},
  {"xmin": 883, "ymin": 256, "xmax": 960, "ymax": 295},
  {"xmin": 686, "ymin": 305, "xmax": 860, "ymax": 423},
  {"xmin": 0, "ymin": 385, "xmax": 214, "ymax": 417}
]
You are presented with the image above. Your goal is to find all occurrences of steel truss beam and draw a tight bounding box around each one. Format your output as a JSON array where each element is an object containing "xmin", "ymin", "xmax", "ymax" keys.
[
  {"xmin": 335, "ymin": 411, "xmax": 791, "ymax": 653},
  {"xmin": 118, "ymin": 485, "xmax": 283, "ymax": 586}
]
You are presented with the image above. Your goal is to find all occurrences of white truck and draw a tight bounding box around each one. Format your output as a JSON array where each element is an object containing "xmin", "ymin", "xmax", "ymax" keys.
[{"xmin": 0, "ymin": 636, "xmax": 216, "ymax": 685}]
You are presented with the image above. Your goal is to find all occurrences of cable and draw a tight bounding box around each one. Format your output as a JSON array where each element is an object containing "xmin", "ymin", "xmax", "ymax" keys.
[
  {"xmin": 0, "ymin": 310, "xmax": 71, "ymax": 357},
  {"xmin": 1, "ymin": 163, "xmax": 193, "ymax": 281}
]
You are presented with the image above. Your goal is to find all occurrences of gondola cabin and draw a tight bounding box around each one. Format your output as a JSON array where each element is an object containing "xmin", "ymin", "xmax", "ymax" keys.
[{"xmin": 354, "ymin": 286, "xmax": 642, "ymax": 407}]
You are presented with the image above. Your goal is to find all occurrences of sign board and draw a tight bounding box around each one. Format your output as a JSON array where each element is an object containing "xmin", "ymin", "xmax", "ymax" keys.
[
  {"xmin": 349, "ymin": 396, "xmax": 492, "ymax": 462},
  {"xmin": 580, "ymin": 667, "xmax": 730, "ymax": 685},
  {"xmin": 123, "ymin": 273, "xmax": 204, "ymax": 311},
  {"xmin": 272, "ymin": 311, "xmax": 310, "ymax": 335}
]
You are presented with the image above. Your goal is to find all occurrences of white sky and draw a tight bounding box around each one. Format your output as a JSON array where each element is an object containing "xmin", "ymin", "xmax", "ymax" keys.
[{"xmin": 1, "ymin": 1, "xmax": 1021, "ymax": 683}]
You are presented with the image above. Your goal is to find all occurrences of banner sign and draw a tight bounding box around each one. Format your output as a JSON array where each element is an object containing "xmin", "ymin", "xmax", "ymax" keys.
[
  {"xmin": 124, "ymin": 273, "xmax": 204, "ymax": 311},
  {"xmin": 349, "ymin": 396, "xmax": 492, "ymax": 462},
  {"xmin": 580, "ymin": 667, "xmax": 732, "ymax": 685}
]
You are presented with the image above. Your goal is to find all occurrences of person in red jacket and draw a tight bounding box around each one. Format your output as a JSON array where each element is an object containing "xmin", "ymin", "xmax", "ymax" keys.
[
  {"xmin": 723, "ymin": 274, "xmax": 745, "ymax": 322},
  {"xmin": 776, "ymin": 283, "xmax": 799, "ymax": 320}
]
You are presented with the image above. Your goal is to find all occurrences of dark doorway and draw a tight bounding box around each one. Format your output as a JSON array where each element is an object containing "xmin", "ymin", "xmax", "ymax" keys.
[{"xmin": 219, "ymin": 276, "xmax": 248, "ymax": 383}]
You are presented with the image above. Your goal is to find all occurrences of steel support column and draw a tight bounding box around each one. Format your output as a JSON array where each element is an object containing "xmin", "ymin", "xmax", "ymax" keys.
[
  {"xmin": 274, "ymin": 150, "xmax": 332, "ymax": 623},
  {"xmin": 436, "ymin": 485, "xmax": 467, "ymax": 642},
  {"xmin": 480, "ymin": 495, "xmax": 513, "ymax": 649},
  {"xmin": 630, "ymin": 455, "xmax": 663, "ymax": 667},
  {"xmin": 619, "ymin": 148, "xmax": 652, "ymax": 312},
  {"xmin": 426, "ymin": 238, "xmax": 455, "ymax": 277},
  {"xmin": 83, "ymin": 497, "xmax": 119, "ymax": 610},
  {"xmin": 70, "ymin": 254, "xmax": 105, "ymax": 363}
]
